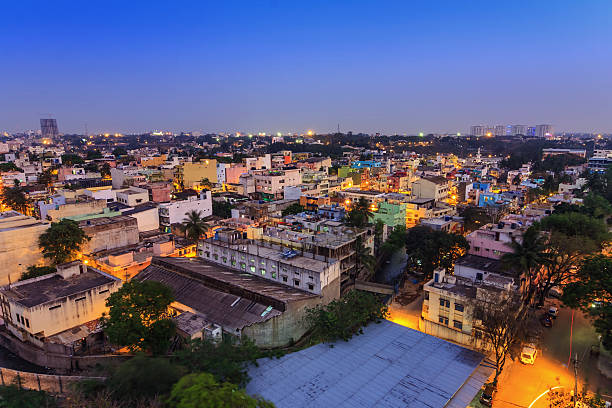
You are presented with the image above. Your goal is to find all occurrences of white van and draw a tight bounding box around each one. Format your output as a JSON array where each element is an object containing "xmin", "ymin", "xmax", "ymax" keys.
[{"xmin": 520, "ymin": 343, "xmax": 538, "ymax": 365}]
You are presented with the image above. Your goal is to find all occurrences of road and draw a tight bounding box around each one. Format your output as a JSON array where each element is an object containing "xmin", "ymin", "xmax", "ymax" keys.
[{"xmin": 494, "ymin": 300, "xmax": 612, "ymax": 407}]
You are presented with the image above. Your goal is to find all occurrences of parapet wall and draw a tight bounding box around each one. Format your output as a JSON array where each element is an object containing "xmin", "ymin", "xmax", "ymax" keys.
[{"xmin": 0, "ymin": 366, "xmax": 104, "ymax": 394}]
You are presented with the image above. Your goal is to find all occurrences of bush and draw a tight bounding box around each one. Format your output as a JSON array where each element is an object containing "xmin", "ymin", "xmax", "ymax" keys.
[{"xmin": 0, "ymin": 385, "xmax": 57, "ymax": 408}]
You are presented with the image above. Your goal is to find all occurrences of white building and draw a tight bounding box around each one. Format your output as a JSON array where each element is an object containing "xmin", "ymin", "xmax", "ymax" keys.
[
  {"xmin": 159, "ymin": 190, "xmax": 212, "ymax": 231},
  {"xmin": 116, "ymin": 187, "xmax": 150, "ymax": 207},
  {"xmin": 535, "ymin": 124, "xmax": 553, "ymax": 138}
]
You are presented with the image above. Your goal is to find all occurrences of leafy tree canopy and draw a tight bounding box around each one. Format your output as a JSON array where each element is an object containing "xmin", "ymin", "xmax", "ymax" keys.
[
  {"xmin": 103, "ymin": 280, "xmax": 176, "ymax": 355},
  {"xmin": 281, "ymin": 203, "xmax": 304, "ymax": 217},
  {"xmin": 0, "ymin": 162, "xmax": 23, "ymax": 173},
  {"xmin": 19, "ymin": 265, "xmax": 56, "ymax": 281},
  {"xmin": 38, "ymin": 219, "xmax": 89, "ymax": 264},
  {"xmin": 0, "ymin": 385, "xmax": 57, "ymax": 408},
  {"xmin": 212, "ymin": 200, "xmax": 233, "ymax": 218},
  {"xmin": 180, "ymin": 210, "xmax": 209, "ymax": 242},
  {"xmin": 405, "ymin": 226, "xmax": 469, "ymax": 276},
  {"xmin": 61, "ymin": 153, "xmax": 84, "ymax": 165}
]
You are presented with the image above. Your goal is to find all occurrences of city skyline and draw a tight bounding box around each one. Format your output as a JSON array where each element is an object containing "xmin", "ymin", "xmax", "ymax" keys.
[{"xmin": 2, "ymin": 1, "xmax": 612, "ymax": 134}]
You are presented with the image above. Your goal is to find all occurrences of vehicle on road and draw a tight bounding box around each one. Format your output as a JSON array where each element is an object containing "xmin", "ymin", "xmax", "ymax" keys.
[
  {"xmin": 479, "ymin": 383, "xmax": 496, "ymax": 407},
  {"xmin": 548, "ymin": 306, "xmax": 559, "ymax": 318},
  {"xmin": 548, "ymin": 286, "xmax": 563, "ymax": 298},
  {"xmin": 520, "ymin": 343, "xmax": 538, "ymax": 364},
  {"xmin": 540, "ymin": 314, "xmax": 553, "ymax": 327}
]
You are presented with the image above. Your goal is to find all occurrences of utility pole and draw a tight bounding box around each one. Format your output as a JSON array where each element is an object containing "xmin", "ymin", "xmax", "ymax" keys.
[{"xmin": 573, "ymin": 352, "xmax": 579, "ymax": 408}]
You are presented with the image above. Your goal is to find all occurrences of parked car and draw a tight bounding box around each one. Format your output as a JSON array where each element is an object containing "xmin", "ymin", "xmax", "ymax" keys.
[
  {"xmin": 521, "ymin": 343, "xmax": 538, "ymax": 364},
  {"xmin": 548, "ymin": 306, "xmax": 559, "ymax": 319},
  {"xmin": 541, "ymin": 314, "xmax": 553, "ymax": 327},
  {"xmin": 479, "ymin": 384, "xmax": 496, "ymax": 407},
  {"xmin": 548, "ymin": 286, "xmax": 563, "ymax": 298}
]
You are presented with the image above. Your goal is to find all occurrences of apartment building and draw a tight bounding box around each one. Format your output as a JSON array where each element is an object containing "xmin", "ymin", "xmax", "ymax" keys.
[
  {"xmin": 254, "ymin": 168, "xmax": 302, "ymax": 200},
  {"xmin": 116, "ymin": 187, "xmax": 150, "ymax": 206},
  {"xmin": 174, "ymin": 160, "xmax": 218, "ymax": 189},
  {"xmin": 158, "ymin": 190, "xmax": 212, "ymax": 232},
  {"xmin": 411, "ymin": 176, "xmax": 450, "ymax": 202},
  {"xmin": 466, "ymin": 221, "xmax": 524, "ymax": 260}
]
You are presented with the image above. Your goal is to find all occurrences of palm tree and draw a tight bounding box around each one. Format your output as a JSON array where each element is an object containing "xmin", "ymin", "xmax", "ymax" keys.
[
  {"xmin": 180, "ymin": 210, "xmax": 209, "ymax": 242},
  {"xmin": 501, "ymin": 226, "xmax": 549, "ymax": 306},
  {"xmin": 354, "ymin": 236, "xmax": 376, "ymax": 281}
]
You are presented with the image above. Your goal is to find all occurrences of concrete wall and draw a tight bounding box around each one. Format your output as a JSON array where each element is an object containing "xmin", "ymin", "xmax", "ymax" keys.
[
  {"xmin": 0, "ymin": 214, "xmax": 49, "ymax": 285},
  {"xmin": 128, "ymin": 209, "xmax": 159, "ymax": 232},
  {"xmin": 182, "ymin": 160, "xmax": 218, "ymax": 187},
  {"xmin": 80, "ymin": 217, "xmax": 139, "ymax": 253},
  {"xmin": 47, "ymin": 200, "xmax": 107, "ymax": 222},
  {"xmin": 0, "ymin": 367, "xmax": 105, "ymax": 394}
]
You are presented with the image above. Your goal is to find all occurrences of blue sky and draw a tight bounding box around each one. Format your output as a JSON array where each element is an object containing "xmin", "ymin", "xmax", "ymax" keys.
[{"xmin": 1, "ymin": 1, "xmax": 611, "ymax": 134}]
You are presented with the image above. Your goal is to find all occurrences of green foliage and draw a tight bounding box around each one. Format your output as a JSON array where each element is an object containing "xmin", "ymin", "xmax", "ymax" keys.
[
  {"xmin": 0, "ymin": 162, "xmax": 23, "ymax": 173},
  {"xmin": 405, "ymin": 226, "xmax": 469, "ymax": 276},
  {"xmin": 212, "ymin": 200, "xmax": 233, "ymax": 218},
  {"xmin": 379, "ymin": 226, "xmax": 406, "ymax": 260},
  {"xmin": 281, "ymin": 203, "xmax": 304, "ymax": 216},
  {"xmin": 37, "ymin": 170, "xmax": 54, "ymax": 187},
  {"xmin": 106, "ymin": 355, "xmax": 184, "ymax": 401},
  {"xmin": 554, "ymin": 193, "xmax": 612, "ymax": 220},
  {"xmin": 61, "ymin": 153, "xmax": 84, "ymax": 165},
  {"xmin": 547, "ymin": 389, "xmax": 608, "ymax": 407},
  {"xmin": 180, "ymin": 210, "xmax": 209, "ymax": 242},
  {"xmin": 112, "ymin": 147, "xmax": 128, "ymax": 157},
  {"xmin": 100, "ymin": 163, "xmax": 111, "ymax": 178},
  {"xmin": 538, "ymin": 211, "xmax": 609, "ymax": 248},
  {"xmin": 19, "ymin": 265, "xmax": 56, "ymax": 281},
  {"xmin": 0, "ymin": 385, "xmax": 57, "ymax": 408},
  {"xmin": 345, "ymin": 198, "xmax": 373, "ymax": 227},
  {"xmin": 166, "ymin": 373, "xmax": 274, "ymax": 408},
  {"xmin": 305, "ymin": 290, "xmax": 388, "ymax": 343},
  {"xmin": 562, "ymin": 255, "xmax": 612, "ymax": 350},
  {"xmin": 0, "ymin": 186, "xmax": 29, "ymax": 214},
  {"xmin": 86, "ymin": 150, "xmax": 103, "ymax": 160},
  {"xmin": 533, "ymin": 153, "xmax": 586, "ymax": 174},
  {"xmin": 103, "ymin": 280, "xmax": 176, "ymax": 355},
  {"xmin": 173, "ymin": 336, "xmax": 261, "ymax": 387},
  {"xmin": 38, "ymin": 219, "xmax": 89, "ymax": 264},
  {"xmin": 459, "ymin": 206, "xmax": 493, "ymax": 233},
  {"xmin": 354, "ymin": 236, "xmax": 376, "ymax": 280}
]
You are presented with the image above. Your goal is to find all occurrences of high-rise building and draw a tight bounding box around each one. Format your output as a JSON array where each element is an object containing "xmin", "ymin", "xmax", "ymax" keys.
[
  {"xmin": 527, "ymin": 126, "xmax": 536, "ymax": 137},
  {"xmin": 40, "ymin": 118, "xmax": 58, "ymax": 142},
  {"xmin": 511, "ymin": 125, "xmax": 527, "ymax": 136},
  {"xmin": 470, "ymin": 125, "xmax": 485, "ymax": 136},
  {"xmin": 494, "ymin": 125, "xmax": 506, "ymax": 136},
  {"xmin": 535, "ymin": 124, "xmax": 553, "ymax": 138}
]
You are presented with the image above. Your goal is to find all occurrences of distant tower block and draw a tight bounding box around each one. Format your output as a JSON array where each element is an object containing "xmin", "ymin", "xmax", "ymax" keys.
[{"xmin": 40, "ymin": 118, "xmax": 59, "ymax": 143}]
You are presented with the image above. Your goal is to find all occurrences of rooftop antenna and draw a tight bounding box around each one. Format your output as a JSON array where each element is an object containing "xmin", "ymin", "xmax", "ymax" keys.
[{"xmin": 337, "ymin": 124, "xmax": 340, "ymax": 134}]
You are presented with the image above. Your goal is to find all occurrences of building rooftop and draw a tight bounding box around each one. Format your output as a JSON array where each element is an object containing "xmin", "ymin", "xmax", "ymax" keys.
[
  {"xmin": 1, "ymin": 268, "xmax": 118, "ymax": 308},
  {"xmin": 247, "ymin": 320, "xmax": 486, "ymax": 408}
]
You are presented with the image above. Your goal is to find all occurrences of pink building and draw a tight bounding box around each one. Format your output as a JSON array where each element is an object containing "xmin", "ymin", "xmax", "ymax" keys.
[
  {"xmin": 466, "ymin": 221, "xmax": 523, "ymax": 260},
  {"xmin": 146, "ymin": 182, "xmax": 172, "ymax": 203},
  {"xmin": 225, "ymin": 166, "xmax": 247, "ymax": 184}
]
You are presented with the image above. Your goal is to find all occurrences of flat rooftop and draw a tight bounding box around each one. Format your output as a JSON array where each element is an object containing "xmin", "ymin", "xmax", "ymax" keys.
[
  {"xmin": 247, "ymin": 320, "xmax": 485, "ymax": 408},
  {"xmin": 1, "ymin": 269, "xmax": 117, "ymax": 308}
]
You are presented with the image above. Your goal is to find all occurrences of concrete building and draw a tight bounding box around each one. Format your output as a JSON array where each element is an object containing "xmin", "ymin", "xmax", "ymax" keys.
[
  {"xmin": 535, "ymin": 124, "xmax": 553, "ymax": 137},
  {"xmin": 0, "ymin": 212, "xmax": 49, "ymax": 285},
  {"xmin": 542, "ymin": 148, "xmax": 586, "ymax": 158},
  {"xmin": 411, "ymin": 176, "xmax": 450, "ymax": 202},
  {"xmin": 370, "ymin": 201, "xmax": 406, "ymax": 229},
  {"xmin": 136, "ymin": 257, "xmax": 326, "ymax": 347},
  {"xmin": 175, "ymin": 160, "xmax": 218, "ymax": 189},
  {"xmin": 159, "ymin": 190, "xmax": 212, "ymax": 232},
  {"xmin": 199, "ymin": 228, "xmax": 341, "ymax": 298},
  {"xmin": 470, "ymin": 125, "xmax": 486, "ymax": 137},
  {"xmin": 110, "ymin": 167, "xmax": 147, "ymax": 189},
  {"xmin": 122, "ymin": 202, "xmax": 159, "ymax": 232},
  {"xmin": 43, "ymin": 197, "xmax": 107, "ymax": 222},
  {"xmin": 254, "ymin": 168, "xmax": 302, "ymax": 201},
  {"xmin": 0, "ymin": 261, "xmax": 122, "ymax": 348},
  {"xmin": 420, "ymin": 257, "xmax": 519, "ymax": 348},
  {"xmin": 466, "ymin": 221, "xmax": 524, "ymax": 260},
  {"xmin": 145, "ymin": 182, "xmax": 172, "ymax": 203},
  {"xmin": 116, "ymin": 187, "xmax": 150, "ymax": 206},
  {"xmin": 79, "ymin": 216, "xmax": 140, "ymax": 254}
]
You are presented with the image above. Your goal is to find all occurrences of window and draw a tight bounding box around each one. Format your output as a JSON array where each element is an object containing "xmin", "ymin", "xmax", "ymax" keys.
[
  {"xmin": 205, "ymin": 251, "xmax": 210, "ymax": 258},
  {"xmin": 261, "ymin": 260, "xmax": 266, "ymax": 266},
  {"xmin": 309, "ymin": 276, "xmax": 314, "ymax": 280},
  {"xmin": 271, "ymin": 272, "xmax": 277, "ymax": 279},
  {"xmin": 49, "ymin": 305, "xmax": 61, "ymax": 311},
  {"xmin": 453, "ymin": 320, "xmax": 463, "ymax": 330},
  {"xmin": 439, "ymin": 298, "xmax": 450, "ymax": 308},
  {"xmin": 15, "ymin": 313, "xmax": 20, "ymax": 323},
  {"xmin": 476, "ymin": 272, "xmax": 484, "ymax": 281},
  {"xmin": 424, "ymin": 292, "xmax": 429, "ymax": 301},
  {"xmin": 25, "ymin": 319, "xmax": 29, "ymax": 328},
  {"xmin": 213, "ymin": 254, "xmax": 218, "ymax": 260},
  {"xmin": 438, "ymin": 316, "xmax": 449, "ymax": 325},
  {"xmin": 455, "ymin": 303, "xmax": 464, "ymax": 312},
  {"xmin": 222, "ymin": 257, "xmax": 227, "ymax": 263},
  {"xmin": 240, "ymin": 262, "xmax": 246, "ymax": 270},
  {"xmin": 308, "ymin": 283, "xmax": 314, "ymax": 290},
  {"xmin": 260, "ymin": 269, "xmax": 266, "ymax": 276},
  {"xmin": 250, "ymin": 266, "xmax": 256, "ymax": 273},
  {"xmin": 75, "ymin": 296, "xmax": 86, "ymax": 302},
  {"xmin": 99, "ymin": 289, "xmax": 109, "ymax": 294},
  {"xmin": 231, "ymin": 260, "xmax": 236, "ymax": 266},
  {"xmin": 282, "ymin": 275, "xmax": 288, "ymax": 282},
  {"xmin": 473, "ymin": 246, "xmax": 480, "ymax": 252},
  {"xmin": 294, "ymin": 279, "xmax": 300, "ymax": 286}
]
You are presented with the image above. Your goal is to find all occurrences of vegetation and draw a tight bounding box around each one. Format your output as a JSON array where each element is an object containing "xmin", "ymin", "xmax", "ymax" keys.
[
  {"xmin": 103, "ymin": 280, "xmax": 176, "ymax": 355},
  {"xmin": 473, "ymin": 294, "xmax": 525, "ymax": 385},
  {"xmin": 0, "ymin": 162, "xmax": 23, "ymax": 173},
  {"xmin": 378, "ymin": 226, "xmax": 406, "ymax": 261},
  {"xmin": 180, "ymin": 210, "xmax": 209, "ymax": 242},
  {"xmin": 19, "ymin": 265, "xmax": 56, "ymax": 281},
  {"xmin": 166, "ymin": 373, "xmax": 274, "ymax": 408},
  {"xmin": 212, "ymin": 200, "xmax": 233, "ymax": 218},
  {"xmin": 173, "ymin": 336, "xmax": 261, "ymax": 387},
  {"xmin": 345, "ymin": 198, "xmax": 373, "ymax": 228},
  {"xmin": 354, "ymin": 236, "xmax": 376, "ymax": 280},
  {"xmin": 547, "ymin": 388, "xmax": 609, "ymax": 407},
  {"xmin": 562, "ymin": 255, "xmax": 612, "ymax": 350},
  {"xmin": 0, "ymin": 186, "xmax": 29, "ymax": 214},
  {"xmin": 37, "ymin": 169, "xmax": 54, "ymax": 187},
  {"xmin": 112, "ymin": 147, "xmax": 128, "ymax": 157},
  {"xmin": 0, "ymin": 384, "xmax": 57, "ymax": 408},
  {"xmin": 100, "ymin": 162, "xmax": 111, "ymax": 178},
  {"xmin": 281, "ymin": 203, "xmax": 304, "ymax": 216},
  {"xmin": 405, "ymin": 226, "xmax": 469, "ymax": 277},
  {"xmin": 305, "ymin": 290, "xmax": 388, "ymax": 343},
  {"xmin": 60, "ymin": 153, "xmax": 84, "ymax": 165},
  {"xmin": 38, "ymin": 219, "xmax": 90, "ymax": 264}
]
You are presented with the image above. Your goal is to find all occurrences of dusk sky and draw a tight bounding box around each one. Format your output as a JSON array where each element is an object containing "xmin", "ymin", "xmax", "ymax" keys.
[{"xmin": 2, "ymin": 1, "xmax": 611, "ymax": 135}]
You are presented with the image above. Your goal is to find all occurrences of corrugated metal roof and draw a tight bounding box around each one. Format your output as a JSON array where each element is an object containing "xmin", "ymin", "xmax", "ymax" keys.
[{"xmin": 247, "ymin": 321, "xmax": 485, "ymax": 408}]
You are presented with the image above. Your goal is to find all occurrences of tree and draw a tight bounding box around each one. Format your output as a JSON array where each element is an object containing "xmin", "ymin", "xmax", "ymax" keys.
[
  {"xmin": 199, "ymin": 177, "xmax": 213, "ymax": 189},
  {"xmin": 345, "ymin": 198, "xmax": 373, "ymax": 227},
  {"xmin": 458, "ymin": 206, "xmax": 493, "ymax": 233},
  {"xmin": 173, "ymin": 336, "xmax": 260, "ymax": 387},
  {"xmin": 473, "ymin": 293, "xmax": 526, "ymax": 385},
  {"xmin": 112, "ymin": 147, "xmax": 128, "ymax": 157},
  {"xmin": 180, "ymin": 210, "xmax": 209, "ymax": 242},
  {"xmin": 0, "ymin": 384, "xmax": 58, "ymax": 408},
  {"xmin": 37, "ymin": 169, "xmax": 54, "ymax": 187},
  {"xmin": 378, "ymin": 225, "xmax": 406, "ymax": 261},
  {"xmin": 354, "ymin": 236, "xmax": 375, "ymax": 280},
  {"xmin": 405, "ymin": 226, "xmax": 469, "ymax": 277},
  {"xmin": 0, "ymin": 186, "xmax": 29, "ymax": 214},
  {"xmin": 547, "ymin": 388, "xmax": 608, "ymax": 407},
  {"xmin": 304, "ymin": 290, "xmax": 388, "ymax": 343},
  {"xmin": 38, "ymin": 219, "xmax": 90, "ymax": 264},
  {"xmin": 100, "ymin": 163, "xmax": 111, "ymax": 178},
  {"xmin": 0, "ymin": 162, "xmax": 23, "ymax": 172},
  {"xmin": 281, "ymin": 203, "xmax": 304, "ymax": 216},
  {"xmin": 61, "ymin": 153, "xmax": 84, "ymax": 165},
  {"xmin": 166, "ymin": 373, "xmax": 274, "ymax": 408},
  {"xmin": 501, "ymin": 226, "xmax": 549, "ymax": 305},
  {"xmin": 534, "ymin": 212, "xmax": 609, "ymax": 305},
  {"xmin": 212, "ymin": 200, "xmax": 233, "ymax": 218},
  {"xmin": 20, "ymin": 265, "xmax": 56, "ymax": 281},
  {"xmin": 103, "ymin": 280, "xmax": 176, "ymax": 355},
  {"xmin": 562, "ymin": 255, "xmax": 612, "ymax": 350},
  {"xmin": 86, "ymin": 150, "xmax": 103, "ymax": 160}
]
